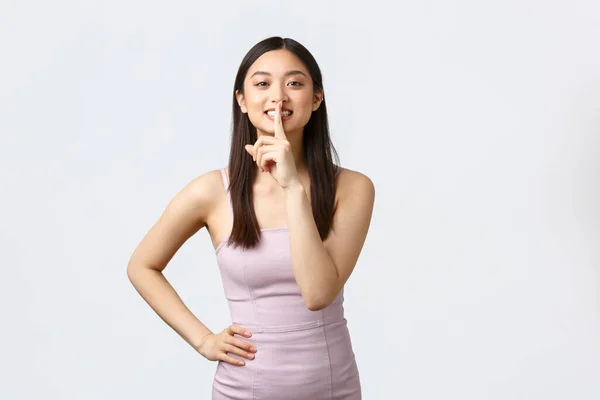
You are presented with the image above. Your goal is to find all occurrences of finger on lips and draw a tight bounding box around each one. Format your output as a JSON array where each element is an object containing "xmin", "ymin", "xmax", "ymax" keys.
[{"xmin": 245, "ymin": 101, "xmax": 287, "ymax": 170}]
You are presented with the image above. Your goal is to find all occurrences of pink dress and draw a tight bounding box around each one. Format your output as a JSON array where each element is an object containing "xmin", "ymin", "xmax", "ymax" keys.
[{"xmin": 211, "ymin": 168, "xmax": 362, "ymax": 400}]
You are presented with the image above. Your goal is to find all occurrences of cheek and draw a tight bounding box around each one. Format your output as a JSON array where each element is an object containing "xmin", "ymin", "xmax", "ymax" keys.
[
  {"xmin": 240, "ymin": 85, "xmax": 260, "ymax": 107},
  {"xmin": 296, "ymin": 92, "xmax": 317, "ymax": 110},
  {"xmin": 294, "ymin": 96, "xmax": 316, "ymax": 119},
  {"xmin": 246, "ymin": 110, "xmax": 266, "ymax": 128},
  {"xmin": 295, "ymin": 110, "xmax": 313, "ymax": 126},
  {"xmin": 245, "ymin": 102, "xmax": 268, "ymax": 128}
]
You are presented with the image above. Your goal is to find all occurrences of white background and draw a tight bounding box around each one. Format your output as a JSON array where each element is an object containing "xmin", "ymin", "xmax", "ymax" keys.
[{"xmin": 1, "ymin": 0, "xmax": 599, "ymax": 399}]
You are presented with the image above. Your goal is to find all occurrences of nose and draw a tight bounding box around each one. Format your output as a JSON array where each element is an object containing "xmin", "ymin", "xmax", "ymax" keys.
[{"xmin": 270, "ymin": 83, "xmax": 288, "ymax": 104}]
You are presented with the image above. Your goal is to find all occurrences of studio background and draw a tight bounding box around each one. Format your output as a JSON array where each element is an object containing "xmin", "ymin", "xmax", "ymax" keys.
[{"xmin": 1, "ymin": 1, "xmax": 599, "ymax": 399}]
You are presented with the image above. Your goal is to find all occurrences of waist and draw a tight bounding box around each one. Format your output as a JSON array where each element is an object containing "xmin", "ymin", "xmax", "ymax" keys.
[
  {"xmin": 228, "ymin": 297, "xmax": 346, "ymax": 333},
  {"xmin": 233, "ymin": 315, "xmax": 346, "ymax": 333}
]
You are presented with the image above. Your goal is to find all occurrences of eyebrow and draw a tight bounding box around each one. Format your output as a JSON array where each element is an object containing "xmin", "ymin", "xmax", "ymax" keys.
[{"xmin": 250, "ymin": 70, "xmax": 308, "ymax": 79}]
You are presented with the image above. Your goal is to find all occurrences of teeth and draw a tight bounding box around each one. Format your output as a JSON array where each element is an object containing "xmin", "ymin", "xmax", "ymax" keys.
[{"xmin": 267, "ymin": 110, "xmax": 292, "ymax": 117}]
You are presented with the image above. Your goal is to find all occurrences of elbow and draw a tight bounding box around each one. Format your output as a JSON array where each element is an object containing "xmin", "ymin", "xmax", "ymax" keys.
[
  {"xmin": 306, "ymin": 302, "xmax": 326, "ymax": 312},
  {"xmin": 126, "ymin": 260, "xmax": 146, "ymax": 283},
  {"xmin": 127, "ymin": 261, "xmax": 163, "ymax": 285},
  {"xmin": 305, "ymin": 285, "xmax": 345, "ymax": 311},
  {"xmin": 127, "ymin": 253, "xmax": 138, "ymax": 278},
  {"xmin": 304, "ymin": 284, "xmax": 343, "ymax": 311},
  {"xmin": 305, "ymin": 295, "xmax": 332, "ymax": 312},
  {"xmin": 126, "ymin": 263, "xmax": 138, "ymax": 283}
]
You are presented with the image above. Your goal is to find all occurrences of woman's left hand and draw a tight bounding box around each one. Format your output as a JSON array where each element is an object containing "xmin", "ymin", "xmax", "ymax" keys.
[{"xmin": 245, "ymin": 101, "xmax": 301, "ymax": 189}]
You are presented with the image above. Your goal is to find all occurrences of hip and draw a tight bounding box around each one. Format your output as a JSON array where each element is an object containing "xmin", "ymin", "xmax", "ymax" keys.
[{"xmin": 212, "ymin": 319, "xmax": 361, "ymax": 400}]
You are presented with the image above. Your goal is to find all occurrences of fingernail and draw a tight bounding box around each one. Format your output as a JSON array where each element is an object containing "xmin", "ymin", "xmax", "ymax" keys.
[
  {"xmin": 245, "ymin": 331, "xmax": 251, "ymax": 336},
  {"xmin": 250, "ymin": 346, "xmax": 256, "ymax": 352}
]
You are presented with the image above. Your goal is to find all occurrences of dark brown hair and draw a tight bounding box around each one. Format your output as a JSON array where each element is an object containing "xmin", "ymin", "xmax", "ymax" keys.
[{"xmin": 226, "ymin": 36, "xmax": 340, "ymax": 249}]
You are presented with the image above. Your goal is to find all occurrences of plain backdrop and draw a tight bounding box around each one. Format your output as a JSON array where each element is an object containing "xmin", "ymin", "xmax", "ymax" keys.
[{"xmin": 1, "ymin": 0, "xmax": 599, "ymax": 399}]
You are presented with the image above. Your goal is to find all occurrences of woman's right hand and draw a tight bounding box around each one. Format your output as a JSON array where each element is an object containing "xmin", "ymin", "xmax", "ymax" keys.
[{"xmin": 197, "ymin": 325, "xmax": 257, "ymax": 366}]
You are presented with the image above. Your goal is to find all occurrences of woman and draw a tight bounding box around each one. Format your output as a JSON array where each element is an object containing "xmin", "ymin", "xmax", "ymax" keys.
[{"xmin": 127, "ymin": 36, "xmax": 375, "ymax": 399}]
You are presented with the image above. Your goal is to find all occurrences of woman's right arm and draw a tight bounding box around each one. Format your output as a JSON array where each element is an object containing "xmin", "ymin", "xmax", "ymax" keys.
[
  {"xmin": 126, "ymin": 171, "xmax": 257, "ymax": 366},
  {"xmin": 126, "ymin": 172, "xmax": 217, "ymax": 350}
]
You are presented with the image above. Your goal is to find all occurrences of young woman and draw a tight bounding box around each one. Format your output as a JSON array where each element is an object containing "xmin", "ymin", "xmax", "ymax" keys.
[{"xmin": 127, "ymin": 36, "xmax": 375, "ymax": 400}]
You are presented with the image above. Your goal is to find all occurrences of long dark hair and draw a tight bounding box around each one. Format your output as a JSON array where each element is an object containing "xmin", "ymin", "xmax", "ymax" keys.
[{"xmin": 226, "ymin": 36, "xmax": 340, "ymax": 249}]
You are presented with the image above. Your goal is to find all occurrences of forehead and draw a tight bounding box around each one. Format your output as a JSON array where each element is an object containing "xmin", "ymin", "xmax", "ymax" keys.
[{"xmin": 246, "ymin": 49, "xmax": 309, "ymax": 77}]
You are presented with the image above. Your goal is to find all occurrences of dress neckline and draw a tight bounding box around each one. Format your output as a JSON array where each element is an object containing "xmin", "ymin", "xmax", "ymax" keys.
[{"xmin": 215, "ymin": 227, "xmax": 288, "ymax": 255}]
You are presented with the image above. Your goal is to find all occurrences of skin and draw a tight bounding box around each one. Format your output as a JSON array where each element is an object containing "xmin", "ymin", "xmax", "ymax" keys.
[{"xmin": 126, "ymin": 49, "xmax": 375, "ymax": 368}]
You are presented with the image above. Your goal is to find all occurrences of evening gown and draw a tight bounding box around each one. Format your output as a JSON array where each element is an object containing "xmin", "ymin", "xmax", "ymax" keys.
[{"xmin": 211, "ymin": 168, "xmax": 362, "ymax": 400}]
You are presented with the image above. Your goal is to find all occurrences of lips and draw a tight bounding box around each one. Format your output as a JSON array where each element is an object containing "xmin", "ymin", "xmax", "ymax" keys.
[
  {"xmin": 264, "ymin": 107, "xmax": 293, "ymax": 113},
  {"xmin": 265, "ymin": 109, "xmax": 293, "ymax": 117}
]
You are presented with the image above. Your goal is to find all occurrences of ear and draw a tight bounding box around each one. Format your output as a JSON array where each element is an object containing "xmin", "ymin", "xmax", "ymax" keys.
[
  {"xmin": 312, "ymin": 90, "xmax": 324, "ymax": 112},
  {"xmin": 235, "ymin": 90, "xmax": 247, "ymax": 113}
]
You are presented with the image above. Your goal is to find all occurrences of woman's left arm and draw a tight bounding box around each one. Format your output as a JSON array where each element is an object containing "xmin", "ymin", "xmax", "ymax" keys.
[
  {"xmin": 284, "ymin": 170, "xmax": 375, "ymax": 311},
  {"xmin": 246, "ymin": 101, "xmax": 375, "ymax": 311}
]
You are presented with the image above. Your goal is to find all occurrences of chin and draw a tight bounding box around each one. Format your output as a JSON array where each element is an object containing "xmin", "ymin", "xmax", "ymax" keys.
[{"xmin": 256, "ymin": 122, "xmax": 299, "ymax": 136}]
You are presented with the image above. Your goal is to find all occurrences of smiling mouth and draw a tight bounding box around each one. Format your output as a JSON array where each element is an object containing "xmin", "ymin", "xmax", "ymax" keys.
[{"xmin": 265, "ymin": 110, "xmax": 293, "ymax": 117}]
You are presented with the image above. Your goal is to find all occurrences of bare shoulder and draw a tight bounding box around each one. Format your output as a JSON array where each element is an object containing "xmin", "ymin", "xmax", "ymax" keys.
[
  {"xmin": 335, "ymin": 166, "xmax": 375, "ymax": 199},
  {"xmin": 179, "ymin": 168, "xmax": 225, "ymax": 215},
  {"xmin": 162, "ymin": 169, "xmax": 223, "ymax": 224},
  {"xmin": 127, "ymin": 168, "xmax": 225, "ymax": 272}
]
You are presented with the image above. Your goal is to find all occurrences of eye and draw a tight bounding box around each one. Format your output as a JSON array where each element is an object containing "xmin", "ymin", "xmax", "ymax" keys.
[
  {"xmin": 287, "ymin": 81, "xmax": 302, "ymax": 86},
  {"xmin": 254, "ymin": 81, "xmax": 268, "ymax": 87}
]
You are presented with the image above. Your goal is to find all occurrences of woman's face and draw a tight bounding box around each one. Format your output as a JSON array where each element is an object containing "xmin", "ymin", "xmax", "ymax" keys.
[{"xmin": 236, "ymin": 49, "xmax": 323, "ymax": 137}]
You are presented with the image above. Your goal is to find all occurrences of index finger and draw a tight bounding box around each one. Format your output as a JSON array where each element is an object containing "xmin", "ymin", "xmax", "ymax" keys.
[
  {"xmin": 274, "ymin": 101, "xmax": 286, "ymax": 139},
  {"xmin": 229, "ymin": 325, "xmax": 252, "ymax": 337}
]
